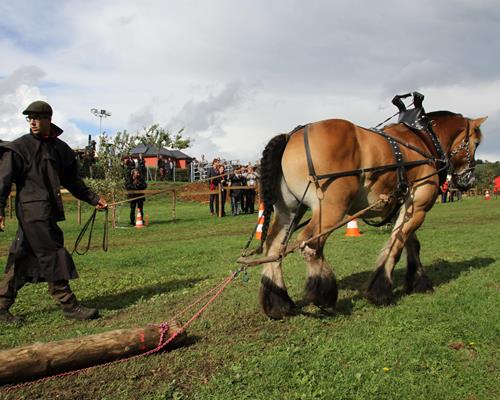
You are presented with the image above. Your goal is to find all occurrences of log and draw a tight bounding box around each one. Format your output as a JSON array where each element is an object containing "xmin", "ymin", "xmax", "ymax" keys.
[{"xmin": 0, "ymin": 321, "xmax": 186, "ymax": 385}]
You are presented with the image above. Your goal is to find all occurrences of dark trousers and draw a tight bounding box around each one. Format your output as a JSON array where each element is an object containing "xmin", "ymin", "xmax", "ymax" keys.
[
  {"xmin": 209, "ymin": 192, "xmax": 226, "ymax": 216},
  {"xmin": 209, "ymin": 193, "xmax": 218, "ymax": 215},
  {"xmin": 245, "ymin": 189, "xmax": 256, "ymax": 213},
  {"xmin": 0, "ymin": 266, "xmax": 77, "ymax": 310},
  {"xmin": 130, "ymin": 199, "xmax": 145, "ymax": 224}
]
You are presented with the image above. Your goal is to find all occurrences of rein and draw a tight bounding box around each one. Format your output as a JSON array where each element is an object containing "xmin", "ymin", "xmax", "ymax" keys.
[
  {"xmin": 72, "ymin": 208, "xmax": 109, "ymax": 255},
  {"xmin": 72, "ymin": 187, "xmax": 174, "ymax": 255}
]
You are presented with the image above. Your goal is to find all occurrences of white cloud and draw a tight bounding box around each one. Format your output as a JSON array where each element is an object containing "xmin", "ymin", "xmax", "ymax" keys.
[{"xmin": 0, "ymin": 0, "xmax": 499, "ymax": 161}]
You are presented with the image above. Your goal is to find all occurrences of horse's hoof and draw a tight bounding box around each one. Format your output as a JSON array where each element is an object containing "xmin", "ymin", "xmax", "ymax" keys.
[
  {"xmin": 303, "ymin": 275, "xmax": 338, "ymax": 310},
  {"xmin": 364, "ymin": 289, "xmax": 393, "ymax": 306},
  {"xmin": 405, "ymin": 273, "xmax": 434, "ymax": 294},
  {"xmin": 365, "ymin": 272, "xmax": 393, "ymax": 306},
  {"xmin": 259, "ymin": 276, "xmax": 296, "ymax": 320}
]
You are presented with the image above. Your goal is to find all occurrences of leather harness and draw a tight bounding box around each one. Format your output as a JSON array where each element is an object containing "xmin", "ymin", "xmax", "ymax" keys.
[{"xmin": 297, "ymin": 118, "xmax": 448, "ymax": 227}]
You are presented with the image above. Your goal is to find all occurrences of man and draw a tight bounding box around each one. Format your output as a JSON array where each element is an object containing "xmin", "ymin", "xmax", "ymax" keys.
[
  {"xmin": 167, "ymin": 157, "xmax": 175, "ymax": 180},
  {"xmin": 157, "ymin": 155, "xmax": 166, "ymax": 181},
  {"xmin": 126, "ymin": 168, "xmax": 147, "ymax": 225},
  {"xmin": 207, "ymin": 158, "xmax": 220, "ymax": 215},
  {"xmin": 0, "ymin": 100, "xmax": 108, "ymax": 323},
  {"xmin": 229, "ymin": 167, "xmax": 246, "ymax": 216},
  {"xmin": 137, "ymin": 153, "xmax": 147, "ymax": 179}
]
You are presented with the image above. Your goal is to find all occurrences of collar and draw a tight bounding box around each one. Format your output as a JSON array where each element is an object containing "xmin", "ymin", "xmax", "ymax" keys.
[{"xmin": 31, "ymin": 123, "xmax": 63, "ymax": 142}]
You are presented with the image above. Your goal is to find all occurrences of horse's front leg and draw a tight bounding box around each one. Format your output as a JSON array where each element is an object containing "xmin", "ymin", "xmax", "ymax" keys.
[
  {"xmin": 365, "ymin": 201, "xmax": 427, "ymax": 305},
  {"xmin": 404, "ymin": 232, "xmax": 434, "ymax": 294}
]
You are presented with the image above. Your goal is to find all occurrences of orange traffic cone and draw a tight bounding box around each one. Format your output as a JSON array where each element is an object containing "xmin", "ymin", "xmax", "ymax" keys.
[
  {"xmin": 255, "ymin": 203, "xmax": 265, "ymax": 240},
  {"xmin": 135, "ymin": 209, "xmax": 145, "ymax": 228},
  {"xmin": 484, "ymin": 190, "xmax": 491, "ymax": 200},
  {"xmin": 345, "ymin": 219, "xmax": 362, "ymax": 237}
]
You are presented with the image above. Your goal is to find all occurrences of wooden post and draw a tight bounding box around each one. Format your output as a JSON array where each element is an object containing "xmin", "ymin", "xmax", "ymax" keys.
[
  {"xmin": 112, "ymin": 193, "xmax": 116, "ymax": 228},
  {"xmin": 218, "ymin": 184, "xmax": 222, "ymax": 218},
  {"xmin": 0, "ymin": 321, "xmax": 186, "ymax": 385},
  {"xmin": 171, "ymin": 189, "xmax": 177, "ymax": 223},
  {"xmin": 77, "ymin": 200, "xmax": 82, "ymax": 225}
]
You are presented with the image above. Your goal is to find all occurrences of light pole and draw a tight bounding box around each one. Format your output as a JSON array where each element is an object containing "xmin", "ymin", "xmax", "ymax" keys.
[{"xmin": 90, "ymin": 108, "xmax": 112, "ymax": 136}]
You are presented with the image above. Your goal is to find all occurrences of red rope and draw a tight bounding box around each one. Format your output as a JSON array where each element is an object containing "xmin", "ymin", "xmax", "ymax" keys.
[{"xmin": 1, "ymin": 270, "xmax": 239, "ymax": 393}]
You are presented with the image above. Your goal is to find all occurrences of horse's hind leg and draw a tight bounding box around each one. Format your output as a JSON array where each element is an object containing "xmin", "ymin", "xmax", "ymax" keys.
[
  {"xmin": 298, "ymin": 211, "xmax": 342, "ymax": 312},
  {"xmin": 260, "ymin": 201, "xmax": 301, "ymax": 319},
  {"xmin": 404, "ymin": 233, "xmax": 434, "ymax": 293}
]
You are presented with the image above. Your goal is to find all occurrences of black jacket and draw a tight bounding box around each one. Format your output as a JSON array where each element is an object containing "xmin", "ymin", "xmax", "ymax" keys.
[
  {"xmin": 0, "ymin": 128, "xmax": 100, "ymax": 282},
  {"xmin": 0, "ymin": 130, "xmax": 99, "ymax": 218},
  {"xmin": 125, "ymin": 173, "xmax": 147, "ymax": 199}
]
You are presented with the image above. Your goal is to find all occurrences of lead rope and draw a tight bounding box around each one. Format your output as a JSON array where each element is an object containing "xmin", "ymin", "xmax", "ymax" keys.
[{"xmin": 73, "ymin": 187, "xmax": 178, "ymax": 255}]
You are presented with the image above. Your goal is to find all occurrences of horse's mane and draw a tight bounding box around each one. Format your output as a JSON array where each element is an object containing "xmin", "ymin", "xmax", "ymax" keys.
[{"xmin": 427, "ymin": 110, "xmax": 462, "ymax": 118}]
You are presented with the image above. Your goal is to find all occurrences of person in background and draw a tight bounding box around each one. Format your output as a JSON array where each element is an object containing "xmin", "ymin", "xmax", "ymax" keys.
[
  {"xmin": 157, "ymin": 155, "xmax": 166, "ymax": 181},
  {"xmin": 0, "ymin": 100, "xmax": 107, "ymax": 323},
  {"xmin": 208, "ymin": 159, "xmax": 220, "ymax": 216},
  {"xmin": 167, "ymin": 157, "xmax": 175, "ymax": 180},
  {"xmin": 245, "ymin": 165, "xmax": 258, "ymax": 214},
  {"xmin": 124, "ymin": 155, "xmax": 135, "ymax": 174},
  {"xmin": 440, "ymin": 180, "xmax": 449, "ymax": 203},
  {"xmin": 217, "ymin": 164, "xmax": 228, "ymax": 217},
  {"xmin": 229, "ymin": 166, "xmax": 246, "ymax": 216},
  {"xmin": 138, "ymin": 153, "xmax": 147, "ymax": 180},
  {"xmin": 126, "ymin": 168, "xmax": 147, "ymax": 225}
]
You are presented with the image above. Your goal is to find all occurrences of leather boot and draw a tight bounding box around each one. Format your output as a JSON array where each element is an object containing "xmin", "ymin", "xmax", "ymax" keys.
[
  {"xmin": 62, "ymin": 302, "xmax": 99, "ymax": 320},
  {"xmin": 0, "ymin": 309, "xmax": 24, "ymax": 324}
]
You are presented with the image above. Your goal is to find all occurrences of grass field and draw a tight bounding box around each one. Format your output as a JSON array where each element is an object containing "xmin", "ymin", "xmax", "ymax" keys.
[{"xmin": 0, "ymin": 195, "xmax": 498, "ymax": 400}]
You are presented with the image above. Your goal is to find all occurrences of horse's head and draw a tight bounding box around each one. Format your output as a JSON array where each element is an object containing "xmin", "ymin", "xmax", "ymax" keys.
[
  {"xmin": 448, "ymin": 116, "xmax": 487, "ymax": 190},
  {"xmin": 430, "ymin": 112, "xmax": 487, "ymax": 191}
]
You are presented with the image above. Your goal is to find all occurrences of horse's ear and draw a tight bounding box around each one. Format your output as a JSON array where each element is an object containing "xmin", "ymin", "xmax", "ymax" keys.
[{"xmin": 472, "ymin": 116, "xmax": 488, "ymax": 127}]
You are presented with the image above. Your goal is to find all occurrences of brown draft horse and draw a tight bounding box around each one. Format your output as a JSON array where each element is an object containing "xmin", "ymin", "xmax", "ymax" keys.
[{"xmin": 258, "ymin": 111, "xmax": 487, "ymax": 319}]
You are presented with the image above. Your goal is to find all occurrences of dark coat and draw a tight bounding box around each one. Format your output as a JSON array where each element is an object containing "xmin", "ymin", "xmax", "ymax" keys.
[
  {"xmin": 125, "ymin": 172, "xmax": 147, "ymax": 197},
  {"xmin": 229, "ymin": 173, "xmax": 246, "ymax": 198},
  {"xmin": 0, "ymin": 128, "xmax": 99, "ymax": 283}
]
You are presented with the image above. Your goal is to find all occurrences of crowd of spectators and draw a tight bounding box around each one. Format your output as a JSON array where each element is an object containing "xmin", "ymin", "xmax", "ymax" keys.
[
  {"xmin": 122, "ymin": 154, "xmax": 259, "ymax": 219},
  {"xmin": 206, "ymin": 158, "xmax": 259, "ymax": 217},
  {"xmin": 440, "ymin": 177, "xmax": 462, "ymax": 203}
]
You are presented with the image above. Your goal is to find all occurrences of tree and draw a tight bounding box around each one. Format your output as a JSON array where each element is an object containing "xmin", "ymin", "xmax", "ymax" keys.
[
  {"xmin": 475, "ymin": 161, "xmax": 500, "ymax": 191},
  {"xmin": 137, "ymin": 124, "xmax": 190, "ymax": 150},
  {"xmin": 85, "ymin": 130, "xmax": 138, "ymax": 202}
]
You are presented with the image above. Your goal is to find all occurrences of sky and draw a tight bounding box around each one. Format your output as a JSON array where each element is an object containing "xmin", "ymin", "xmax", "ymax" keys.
[{"xmin": 0, "ymin": 0, "xmax": 499, "ymax": 163}]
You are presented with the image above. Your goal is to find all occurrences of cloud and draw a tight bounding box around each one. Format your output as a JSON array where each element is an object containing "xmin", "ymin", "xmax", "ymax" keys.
[
  {"xmin": 0, "ymin": 66, "xmax": 46, "ymax": 140},
  {"xmin": 166, "ymin": 81, "xmax": 248, "ymax": 160},
  {"xmin": 0, "ymin": 66, "xmax": 89, "ymax": 147},
  {"xmin": 128, "ymin": 106, "xmax": 155, "ymax": 131},
  {"xmin": 0, "ymin": 1, "xmax": 499, "ymax": 161}
]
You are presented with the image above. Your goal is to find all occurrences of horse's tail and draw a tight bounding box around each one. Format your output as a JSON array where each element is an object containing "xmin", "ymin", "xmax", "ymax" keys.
[{"xmin": 259, "ymin": 133, "xmax": 288, "ymax": 246}]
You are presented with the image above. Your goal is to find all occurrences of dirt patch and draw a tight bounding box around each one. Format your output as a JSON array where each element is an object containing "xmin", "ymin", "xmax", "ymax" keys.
[{"xmin": 177, "ymin": 182, "xmax": 211, "ymax": 203}]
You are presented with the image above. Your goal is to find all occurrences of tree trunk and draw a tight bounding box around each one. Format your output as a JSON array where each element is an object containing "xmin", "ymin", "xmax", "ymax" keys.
[{"xmin": 0, "ymin": 321, "xmax": 185, "ymax": 385}]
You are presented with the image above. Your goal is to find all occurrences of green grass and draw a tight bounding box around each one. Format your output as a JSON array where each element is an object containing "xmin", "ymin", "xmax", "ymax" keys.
[{"xmin": 0, "ymin": 196, "xmax": 498, "ymax": 399}]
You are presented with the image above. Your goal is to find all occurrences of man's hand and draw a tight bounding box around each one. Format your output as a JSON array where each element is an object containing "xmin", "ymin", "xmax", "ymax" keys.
[
  {"xmin": 0, "ymin": 216, "xmax": 5, "ymax": 232},
  {"xmin": 95, "ymin": 197, "xmax": 108, "ymax": 210}
]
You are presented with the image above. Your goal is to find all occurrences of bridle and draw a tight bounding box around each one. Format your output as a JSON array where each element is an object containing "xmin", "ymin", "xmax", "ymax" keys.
[{"xmin": 448, "ymin": 119, "xmax": 479, "ymax": 186}]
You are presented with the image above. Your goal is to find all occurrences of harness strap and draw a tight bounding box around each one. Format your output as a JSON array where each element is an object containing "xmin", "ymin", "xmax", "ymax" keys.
[
  {"xmin": 370, "ymin": 128, "xmax": 409, "ymax": 199},
  {"xmin": 303, "ymin": 125, "xmax": 317, "ymax": 180},
  {"xmin": 314, "ymin": 159, "xmax": 431, "ymax": 181}
]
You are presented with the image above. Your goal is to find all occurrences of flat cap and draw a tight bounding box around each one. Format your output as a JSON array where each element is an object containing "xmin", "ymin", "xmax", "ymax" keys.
[{"xmin": 22, "ymin": 100, "xmax": 53, "ymax": 116}]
